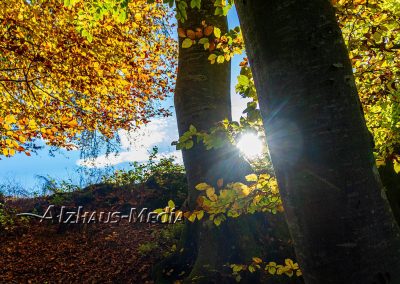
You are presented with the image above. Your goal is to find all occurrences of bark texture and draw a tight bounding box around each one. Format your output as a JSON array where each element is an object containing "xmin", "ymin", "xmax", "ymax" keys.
[
  {"xmin": 235, "ymin": 0, "xmax": 400, "ymax": 283},
  {"xmin": 173, "ymin": 2, "xmax": 264, "ymax": 282},
  {"xmin": 155, "ymin": 1, "xmax": 296, "ymax": 283},
  {"xmin": 379, "ymin": 161, "xmax": 400, "ymax": 225},
  {"xmin": 174, "ymin": 1, "xmax": 248, "ymax": 209}
]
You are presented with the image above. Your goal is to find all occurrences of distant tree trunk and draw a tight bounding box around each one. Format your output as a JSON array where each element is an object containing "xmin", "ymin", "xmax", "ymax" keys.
[
  {"xmin": 235, "ymin": 0, "xmax": 400, "ymax": 283},
  {"xmin": 154, "ymin": 1, "xmax": 296, "ymax": 283}
]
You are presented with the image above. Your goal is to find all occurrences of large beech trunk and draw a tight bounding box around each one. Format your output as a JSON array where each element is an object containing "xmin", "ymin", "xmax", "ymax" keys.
[
  {"xmin": 154, "ymin": 1, "xmax": 296, "ymax": 283},
  {"xmin": 235, "ymin": 0, "xmax": 400, "ymax": 283},
  {"xmin": 379, "ymin": 161, "xmax": 400, "ymax": 225}
]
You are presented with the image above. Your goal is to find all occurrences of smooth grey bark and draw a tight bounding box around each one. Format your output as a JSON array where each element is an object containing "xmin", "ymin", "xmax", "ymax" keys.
[
  {"xmin": 173, "ymin": 1, "xmax": 265, "ymax": 282},
  {"xmin": 235, "ymin": 0, "xmax": 400, "ymax": 283},
  {"xmin": 174, "ymin": 1, "xmax": 248, "ymax": 209},
  {"xmin": 153, "ymin": 1, "xmax": 296, "ymax": 283}
]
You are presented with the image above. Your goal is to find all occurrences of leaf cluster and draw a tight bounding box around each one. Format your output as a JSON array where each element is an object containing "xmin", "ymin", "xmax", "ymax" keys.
[
  {"xmin": 0, "ymin": 0, "xmax": 176, "ymax": 157},
  {"xmin": 184, "ymin": 173, "xmax": 283, "ymax": 226},
  {"xmin": 230, "ymin": 258, "xmax": 302, "ymax": 282}
]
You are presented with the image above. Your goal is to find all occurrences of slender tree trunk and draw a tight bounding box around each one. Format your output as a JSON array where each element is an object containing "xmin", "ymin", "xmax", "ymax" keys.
[
  {"xmin": 235, "ymin": 0, "xmax": 400, "ymax": 283},
  {"xmin": 154, "ymin": 1, "xmax": 296, "ymax": 283},
  {"xmin": 174, "ymin": 1, "xmax": 247, "ymax": 209}
]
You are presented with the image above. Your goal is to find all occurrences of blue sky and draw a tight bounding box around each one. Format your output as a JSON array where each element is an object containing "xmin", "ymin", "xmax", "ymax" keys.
[{"xmin": 0, "ymin": 8, "xmax": 247, "ymax": 193}]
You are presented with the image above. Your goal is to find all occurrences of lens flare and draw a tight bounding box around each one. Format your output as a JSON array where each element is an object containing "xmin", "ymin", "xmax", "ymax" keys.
[{"xmin": 237, "ymin": 133, "xmax": 264, "ymax": 159}]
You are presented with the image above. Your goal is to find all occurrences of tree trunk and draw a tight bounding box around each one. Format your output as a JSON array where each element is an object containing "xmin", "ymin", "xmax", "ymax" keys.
[
  {"xmin": 235, "ymin": 0, "xmax": 400, "ymax": 283},
  {"xmin": 174, "ymin": 0, "xmax": 248, "ymax": 210},
  {"xmin": 154, "ymin": 1, "xmax": 296, "ymax": 283},
  {"xmin": 379, "ymin": 161, "xmax": 400, "ymax": 225}
]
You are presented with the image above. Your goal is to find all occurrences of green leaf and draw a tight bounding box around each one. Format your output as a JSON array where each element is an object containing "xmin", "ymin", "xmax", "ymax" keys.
[
  {"xmin": 214, "ymin": 216, "xmax": 222, "ymax": 226},
  {"xmin": 266, "ymin": 266, "xmax": 276, "ymax": 275},
  {"xmin": 222, "ymin": 6, "xmax": 231, "ymax": 16},
  {"xmin": 196, "ymin": 210, "xmax": 204, "ymax": 220},
  {"xmin": 214, "ymin": 7, "xmax": 223, "ymax": 16},
  {"xmin": 189, "ymin": 125, "xmax": 197, "ymax": 133},
  {"xmin": 394, "ymin": 160, "xmax": 400, "ymax": 174},
  {"xmin": 182, "ymin": 38, "xmax": 193, "ymax": 48},
  {"xmin": 153, "ymin": 208, "xmax": 164, "ymax": 214},
  {"xmin": 188, "ymin": 213, "xmax": 196, "ymax": 222},
  {"xmin": 190, "ymin": 0, "xmax": 201, "ymax": 9},
  {"xmin": 81, "ymin": 29, "xmax": 89, "ymax": 38},
  {"xmin": 214, "ymin": 27, "xmax": 221, "ymax": 38},
  {"xmin": 198, "ymin": 38, "xmax": 209, "ymax": 45},
  {"xmin": 168, "ymin": 200, "xmax": 175, "ymax": 208},
  {"xmin": 232, "ymin": 264, "xmax": 243, "ymax": 272},
  {"xmin": 177, "ymin": 1, "xmax": 188, "ymax": 21},
  {"xmin": 81, "ymin": 30, "xmax": 93, "ymax": 42},
  {"xmin": 87, "ymin": 33, "xmax": 93, "ymax": 43},
  {"xmin": 118, "ymin": 10, "xmax": 127, "ymax": 22},
  {"xmin": 237, "ymin": 75, "xmax": 249, "ymax": 86},
  {"xmin": 185, "ymin": 140, "xmax": 194, "ymax": 149},
  {"xmin": 373, "ymin": 31, "xmax": 383, "ymax": 42}
]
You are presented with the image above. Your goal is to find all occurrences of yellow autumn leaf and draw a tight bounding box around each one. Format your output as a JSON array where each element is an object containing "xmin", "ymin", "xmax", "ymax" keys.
[
  {"xmin": 168, "ymin": 200, "xmax": 175, "ymax": 208},
  {"xmin": 196, "ymin": 210, "xmax": 204, "ymax": 220},
  {"xmin": 206, "ymin": 187, "xmax": 215, "ymax": 199},
  {"xmin": 245, "ymin": 174, "xmax": 258, "ymax": 182},
  {"xmin": 182, "ymin": 38, "xmax": 193, "ymax": 48},
  {"xmin": 188, "ymin": 213, "xmax": 196, "ymax": 222},
  {"xmin": 209, "ymin": 193, "xmax": 218, "ymax": 202},
  {"xmin": 0, "ymin": 0, "xmax": 175, "ymax": 156},
  {"xmin": 5, "ymin": 115, "xmax": 17, "ymax": 125},
  {"xmin": 394, "ymin": 160, "xmax": 400, "ymax": 174},
  {"xmin": 196, "ymin": 183, "xmax": 210, "ymax": 191},
  {"xmin": 217, "ymin": 55, "xmax": 225, "ymax": 64},
  {"xmin": 242, "ymin": 186, "xmax": 251, "ymax": 196},
  {"xmin": 67, "ymin": 120, "xmax": 78, "ymax": 128},
  {"xmin": 208, "ymin": 54, "xmax": 217, "ymax": 64}
]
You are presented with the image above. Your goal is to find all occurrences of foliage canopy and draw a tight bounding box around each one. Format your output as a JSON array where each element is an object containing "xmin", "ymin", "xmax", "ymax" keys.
[{"xmin": 0, "ymin": 0, "xmax": 176, "ymax": 157}]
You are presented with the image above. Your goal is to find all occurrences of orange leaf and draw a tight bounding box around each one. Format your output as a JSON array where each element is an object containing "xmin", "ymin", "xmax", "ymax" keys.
[
  {"xmin": 178, "ymin": 28, "xmax": 186, "ymax": 38},
  {"xmin": 187, "ymin": 30, "xmax": 196, "ymax": 40},
  {"xmin": 204, "ymin": 26, "xmax": 214, "ymax": 36}
]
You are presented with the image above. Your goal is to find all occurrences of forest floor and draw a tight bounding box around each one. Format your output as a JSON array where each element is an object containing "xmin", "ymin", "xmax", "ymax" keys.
[
  {"xmin": 0, "ymin": 221, "xmax": 168, "ymax": 283},
  {"xmin": 0, "ymin": 182, "xmax": 185, "ymax": 283}
]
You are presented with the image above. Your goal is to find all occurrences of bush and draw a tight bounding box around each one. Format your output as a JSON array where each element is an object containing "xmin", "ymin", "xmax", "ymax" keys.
[
  {"xmin": 138, "ymin": 223, "xmax": 184, "ymax": 258},
  {"xmin": 0, "ymin": 202, "xmax": 28, "ymax": 234},
  {"xmin": 102, "ymin": 147, "xmax": 185, "ymax": 187}
]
